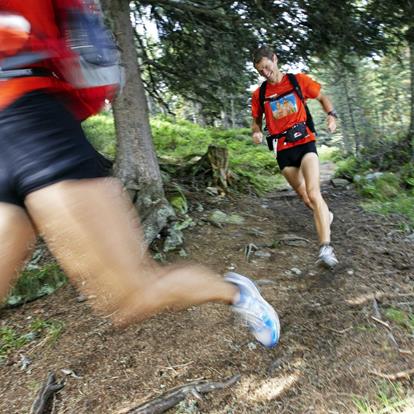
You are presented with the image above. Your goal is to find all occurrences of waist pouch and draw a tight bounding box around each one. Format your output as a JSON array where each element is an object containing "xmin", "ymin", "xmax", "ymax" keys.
[{"xmin": 266, "ymin": 122, "xmax": 308, "ymax": 150}]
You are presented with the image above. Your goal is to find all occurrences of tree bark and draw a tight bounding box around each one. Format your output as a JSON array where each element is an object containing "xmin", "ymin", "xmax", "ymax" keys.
[
  {"xmin": 101, "ymin": 0, "xmax": 174, "ymax": 243},
  {"xmin": 342, "ymin": 71, "xmax": 361, "ymax": 156},
  {"xmin": 408, "ymin": 32, "xmax": 414, "ymax": 160}
]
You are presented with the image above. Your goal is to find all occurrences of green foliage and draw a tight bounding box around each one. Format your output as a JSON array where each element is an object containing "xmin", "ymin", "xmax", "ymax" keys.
[
  {"xmin": 353, "ymin": 381, "xmax": 414, "ymax": 414},
  {"xmin": 152, "ymin": 116, "xmax": 279, "ymax": 193},
  {"xmin": 362, "ymin": 191, "xmax": 414, "ymax": 228},
  {"xmin": 0, "ymin": 319, "xmax": 65, "ymax": 362},
  {"xmin": 400, "ymin": 163, "xmax": 414, "ymax": 188},
  {"xmin": 82, "ymin": 113, "xmax": 280, "ymax": 194},
  {"xmin": 83, "ymin": 113, "xmax": 116, "ymax": 158},
  {"xmin": 335, "ymin": 156, "xmax": 371, "ymax": 181},
  {"xmin": 167, "ymin": 184, "xmax": 188, "ymax": 214},
  {"xmin": 29, "ymin": 319, "xmax": 65, "ymax": 346},
  {"xmin": 0, "ymin": 327, "xmax": 31, "ymax": 361},
  {"xmin": 384, "ymin": 307, "xmax": 414, "ymax": 332},
  {"xmin": 357, "ymin": 173, "xmax": 401, "ymax": 200},
  {"xmin": 6, "ymin": 263, "xmax": 67, "ymax": 307}
]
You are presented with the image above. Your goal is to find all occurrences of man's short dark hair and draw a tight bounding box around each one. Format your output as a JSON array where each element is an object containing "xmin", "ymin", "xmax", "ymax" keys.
[{"xmin": 252, "ymin": 45, "xmax": 275, "ymax": 65}]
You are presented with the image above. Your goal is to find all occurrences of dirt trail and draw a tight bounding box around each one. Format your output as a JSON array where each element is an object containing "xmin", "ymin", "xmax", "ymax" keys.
[{"xmin": 0, "ymin": 162, "xmax": 413, "ymax": 414}]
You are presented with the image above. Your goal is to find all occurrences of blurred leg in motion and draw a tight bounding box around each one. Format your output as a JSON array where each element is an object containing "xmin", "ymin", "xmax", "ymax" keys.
[
  {"xmin": 25, "ymin": 178, "xmax": 238, "ymax": 325},
  {"xmin": 0, "ymin": 203, "xmax": 37, "ymax": 302}
]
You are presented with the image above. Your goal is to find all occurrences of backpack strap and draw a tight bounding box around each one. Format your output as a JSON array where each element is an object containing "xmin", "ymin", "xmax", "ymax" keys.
[
  {"xmin": 259, "ymin": 80, "xmax": 267, "ymax": 114},
  {"xmin": 287, "ymin": 73, "xmax": 317, "ymax": 135},
  {"xmin": 286, "ymin": 73, "xmax": 304, "ymax": 102}
]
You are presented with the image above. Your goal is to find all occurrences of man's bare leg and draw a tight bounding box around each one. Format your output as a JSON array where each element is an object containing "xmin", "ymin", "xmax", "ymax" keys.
[
  {"xmin": 0, "ymin": 203, "xmax": 36, "ymax": 302},
  {"xmin": 299, "ymin": 153, "xmax": 331, "ymax": 244},
  {"xmin": 25, "ymin": 178, "xmax": 237, "ymax": 325},
  {"xmin": 282, "ymin": 166, "xmax": 312, "ymax": 209}
]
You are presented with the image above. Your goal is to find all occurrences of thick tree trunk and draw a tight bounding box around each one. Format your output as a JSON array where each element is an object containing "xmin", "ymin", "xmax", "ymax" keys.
[{"xmin": 101, "ymin": 0, "xmax": 174, "ymax": 243}]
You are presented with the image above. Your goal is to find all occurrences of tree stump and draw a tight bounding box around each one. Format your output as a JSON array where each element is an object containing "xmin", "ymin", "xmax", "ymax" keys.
[{"xmin": 187, "ymin": 145, "xmax": 235, "ymax": 192}]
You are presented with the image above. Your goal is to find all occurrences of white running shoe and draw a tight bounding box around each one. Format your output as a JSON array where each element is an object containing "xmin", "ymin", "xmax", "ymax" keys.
[
  {"xmin": 317, "ymin": 244, "xmax": 338, "ymax": 268},
  {"xmin": 225, "ymin": 272, "xmax": 280, "ymax": 348}
]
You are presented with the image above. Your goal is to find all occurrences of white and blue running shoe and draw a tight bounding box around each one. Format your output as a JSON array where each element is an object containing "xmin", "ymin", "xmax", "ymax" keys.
[{"xmin": 225, "ymin": 272, "xmax": 280, "ymax": 348}]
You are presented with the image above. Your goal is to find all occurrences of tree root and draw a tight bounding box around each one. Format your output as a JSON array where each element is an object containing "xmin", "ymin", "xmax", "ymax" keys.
[
  {"xmin": 120, "ymin": 374, "xmax": 241, "ymax": 414},
  {"xmin": 30, "ymin": 372, "xmax": 64, "ymax": 414}
]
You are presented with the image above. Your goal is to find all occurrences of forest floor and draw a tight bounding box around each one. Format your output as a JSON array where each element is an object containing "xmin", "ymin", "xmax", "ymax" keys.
[{"xmin": 0, "ymin": 162, "xmax": 413, "ymax": 414}]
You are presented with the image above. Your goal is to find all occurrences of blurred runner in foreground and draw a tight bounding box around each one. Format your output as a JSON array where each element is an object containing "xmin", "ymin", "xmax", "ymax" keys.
[{"xmin": 0, "ymin": 0, "xmax": 280, "ymax": 348}]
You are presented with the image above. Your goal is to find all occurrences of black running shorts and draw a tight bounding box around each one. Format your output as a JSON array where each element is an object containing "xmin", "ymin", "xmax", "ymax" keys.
[
  {"xmin": 0, "ymin": 91, "xmax": 112, "ymax": 207},
  {"xmin": 277, "ymin": 141, "xmax": 318, "ymax": 171}
]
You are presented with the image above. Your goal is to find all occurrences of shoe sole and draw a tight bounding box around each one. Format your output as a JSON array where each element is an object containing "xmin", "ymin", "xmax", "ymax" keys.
[{"xmin": 317, "ymin": 257, "xmax": 339, "ymax": 269}]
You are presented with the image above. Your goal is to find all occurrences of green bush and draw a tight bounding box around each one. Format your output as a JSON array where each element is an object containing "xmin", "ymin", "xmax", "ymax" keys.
[
  {"xmin": 6, "ymin": 263, "xmax": 67, "ymax": 307},
  {"xmin": 401, "ymin": 162, "xmax": 414, "ymax": 188},
  {"xmin": 335, "ymin": 156, "xmax": 371, "ymax": 181},
  {"xmin": 83, "ymin": 113, "xmax": 116, "ymax": 158},
  {"xmin": 356, "ymin": 173, "xmax": 401, "ymax": 200}
]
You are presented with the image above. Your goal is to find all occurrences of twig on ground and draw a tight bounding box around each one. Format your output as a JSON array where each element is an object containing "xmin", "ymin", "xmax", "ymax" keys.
[
  {"xmin": 30, "ymin": 372, "xmax": 64, "ymax": 414},
  {"xmin": 399, "ymin": 349, "xmax": 414, "ymax": 356},
  {"xmin": 160, "ymin": 359, "xmax": 193, "ymax": 372},
  {"xmin": 371, "ymin": 299, "xmax": 400, "ymax": 350},
  {"xmin": 244, "ymin": 243, "xmax": 258, "ymax": 262},
  {"xmin": 322, "ymin": 326, "xmax": 353, "ymax": 335},
  {"xmin": 345, "ymin": 227, "xmax": 355, "ymax": 236},
  {"xmin": 369, "ymin": 368, "xmax": 414, "ymax": 381},
  {"xmin": 119, "ymin": 374, "xmax": 241, "ymax": 414},
  {"xmin": 371, "ymin": 316, "xmax": 391, "ymax": 329}
]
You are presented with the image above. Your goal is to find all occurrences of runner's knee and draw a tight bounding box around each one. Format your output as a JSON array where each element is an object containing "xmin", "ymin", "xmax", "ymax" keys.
[{"xmin": 307, "ymin": 188, "xmax": 322, "ymax": 207}]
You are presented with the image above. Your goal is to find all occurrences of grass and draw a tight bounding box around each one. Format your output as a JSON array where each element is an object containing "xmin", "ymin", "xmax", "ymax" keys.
[
  {"xmin": 84, "ymin": 113, "xmax": 281, "ymax": 194},
  {"xmin": 353, "ymin": 382, "xmax": 414, "ymax": 414},
  {"xmin": 0, "ymin": 319, "xmax": 65, "ymax": 362},
  {"xmin": 362, "ymin": 192, "xmax": 414, "ymax": 229},
  {"xmin": 384, "ymin": 307, "xmax": 414, "ymax": 333}
]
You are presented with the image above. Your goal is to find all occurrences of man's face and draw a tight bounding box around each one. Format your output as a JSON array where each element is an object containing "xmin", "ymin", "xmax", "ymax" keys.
[{"xmin": 254, "ymin": 55, "xmax": 278, "ymax": 81}]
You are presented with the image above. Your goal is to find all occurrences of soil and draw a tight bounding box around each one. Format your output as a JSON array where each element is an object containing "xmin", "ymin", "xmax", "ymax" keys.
[{"xmin": 1, "ymin": 162, "xmax": 413, "ymax": 414}]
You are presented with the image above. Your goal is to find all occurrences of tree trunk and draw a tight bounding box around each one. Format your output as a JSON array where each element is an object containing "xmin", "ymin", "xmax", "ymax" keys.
[
  {"xmin": 408, "ymin": 33, "xmax": 414, "ymax": 160},
  {"xmin": 342, "ymin": 71, "xmax": 361, "ymax": 156},
  {"xmin": 101, "ymin": 0, "xmax": 174, "ymax": 243}
]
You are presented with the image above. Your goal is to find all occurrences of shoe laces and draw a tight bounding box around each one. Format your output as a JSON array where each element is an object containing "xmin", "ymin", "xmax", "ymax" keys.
[{"xmin": 319, "ymin": 244, "xmax": 334, "ymax": 257}]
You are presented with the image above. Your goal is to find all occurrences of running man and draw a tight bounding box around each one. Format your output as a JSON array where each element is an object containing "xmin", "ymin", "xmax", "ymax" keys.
[
  {"xmin": 0, "ymin": 1, "xmax": 280, "ymax": 348},
  {"xmin": 251, "ymin": 45, "xmax": 338, "ymax": 268}
]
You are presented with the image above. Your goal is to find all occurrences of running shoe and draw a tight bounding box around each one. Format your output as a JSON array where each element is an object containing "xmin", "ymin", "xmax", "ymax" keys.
[
  {"xmin": 329, "ymin": 210, "xmax": 334, "ymax": 226},
  {"xmin": 225, "ymin": 272, "xmax": 280, "ymax": 348},
  {"xmin": 317, "ymin": 243, "xmax": 338, "ymax": 268}
]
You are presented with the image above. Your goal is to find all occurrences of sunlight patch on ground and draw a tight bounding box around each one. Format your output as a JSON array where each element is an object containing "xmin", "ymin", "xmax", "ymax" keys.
[{"xmin": 233, "ymin": 370, "xmax": 302, "ymax": 404}]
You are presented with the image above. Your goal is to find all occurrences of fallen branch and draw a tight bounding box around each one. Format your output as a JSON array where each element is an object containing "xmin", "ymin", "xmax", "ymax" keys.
[
  {"xmin": 120, "ymin": 374, "xmax": 241, "ymax": 414},
  {"xmin": 30, "ymin": 372, "xmax": 64, "ymax": 414},
  {"xmin": 369, "ymin": 368, "xmax": 414, "ymax": 381}
]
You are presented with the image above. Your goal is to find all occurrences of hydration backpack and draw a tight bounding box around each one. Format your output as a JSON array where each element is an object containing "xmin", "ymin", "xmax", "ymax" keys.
[
  {"xmin": 259, "ymin": 73, "xmax": 317, "ymax": 135},
  {"xmin": 0, "ymin": 0, "xmax": 123, "ymax": 118},
  {"xmin": 57, "ymin": 0, "xmax": 123, "ymax": 92}
]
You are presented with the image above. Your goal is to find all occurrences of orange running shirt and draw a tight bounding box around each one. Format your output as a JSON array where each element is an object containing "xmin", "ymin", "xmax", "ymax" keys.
[
  {"xmin": 0, "ymin": 0, "xmax": 71, "ymax": 110},
  {"xmin": 251, "ymin": 73, "xmax": 321, "ymax": 152},
  {"xmin": 0, "ymin": 0, "xmax": 103, "ymax": 120}
]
